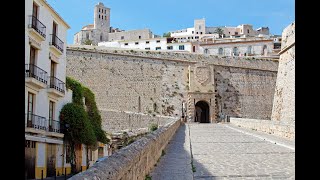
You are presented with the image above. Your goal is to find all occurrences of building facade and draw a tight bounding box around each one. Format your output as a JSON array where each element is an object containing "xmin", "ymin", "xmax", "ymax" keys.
[
  {"xmin": 25, "ymin": 0, "xmax": 72, "ymax": 179},
  {"xmin": 169, "ymin": 19, "xmax": 270, "ymax": 42},
  {"xmin": 98, "ymin": 37, "xmax": 193, "ymax": 52},
  {"xmin": 197, "ymin": 37, "xmax": 275, "ymax": 57}
]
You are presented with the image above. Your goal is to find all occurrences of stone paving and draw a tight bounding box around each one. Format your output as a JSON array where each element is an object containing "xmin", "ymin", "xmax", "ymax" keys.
[{"xmin": 150, "ymin": 123, "xmax": 295, "ymax": 180}]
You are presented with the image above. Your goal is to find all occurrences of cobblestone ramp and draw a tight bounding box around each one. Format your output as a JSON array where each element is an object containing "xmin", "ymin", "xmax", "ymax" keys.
[
  {"xmin": 150, "ymin": 124, "xmax": 193, "ymax": 180},
  {"xmin": 150, "ymin": 123, "xmax": 295, "ymax": 180}
]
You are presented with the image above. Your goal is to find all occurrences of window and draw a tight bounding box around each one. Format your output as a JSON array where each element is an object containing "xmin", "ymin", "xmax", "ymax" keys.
[
  {"xmin": 49, "ymin": 101, "xmax": 55, "ymax": 128},
  {"xmin": 139, "ymin": 36, "xmax": 141, "ymax": 39},
  {"xmin": 247, "ymin": 46, "xmax": 252, "ymax": 54},
  {"xmin": 100, "ymin": 33, "xmax": 103, "ymax": 41},
  {"xmin": 200, "ymin": 32, "xmax": 203, "ymax": 34},
  {"xmin": 247, "ymin": 29, "xmax": 250, "ymax": 33},
  {"xmin": 86, "ymin": 32, "xmax": 89, "ymax": 39},
  {"xmin": 121, "ymin": 36, "xmax": 124, "ymax": 40},
  {"xmin": 146, "ymin": 41, "xmax": 149, "ymax": 44},
  {"xmin": 52, "ymin": 21, "xmax": 58, "ymax": 44},
  {"xmin": 156, "ymin": 47, "xmax": 161, "ymax": 50},
  {"xmin": 233, "ymin": 47, "xmax": 238, "ymax": 56},
  {"xmin": 156, "ymin": 40, "xmax": 160, "ymax": 43},
  {"xmin": 179, "ymin": 45, "xmax": 185, "ymax": 50},
  {"xmin": 99, "ymin": 14, "xmax": 100, "ymax": 19},
  {"xmin": 25, "ymin": 140, "xmax": 36, "ymax": 148},
  {"xmin": 235, "ymin": 32, "xmax": 238, "ymax": 35},
  {"xmin": 204, "ymin": 49, "xmax": 209, "ymax": 54},
  {"xmin": 167, "ymin": 46, "xmax": 173, "ymax": 50},
  {"xmin": 124, "ymin": 43, "xmax": 128, "ymax": 45},
  {"xmin": 32, "ymin": 2, "xmax": 39, "ymax": 18},
  {"xmin": 145, "ymin": 47, "xmax": 150, "ymax": 50},
  {"xmin": 27, "ymin": 92, "xmax": 35, "ymax": 116},
  {"xmin": 105, "ymin": 16, "xmax": 107, "ymax": 20},
  {"xmin": 196, "ymin": 32, "xmax": 198, "ymax": 34},
  {"xmin": 99, "ymin": 8, "xmax": 100, "ymax": 12},
  {"xmin": 195, "ymin": 36, "xmax": 199, "ymax": 39},
  {"xmin": 192, "ymin": 31, "xmax": 194, "ymax": 34},
  {"xmin": 135, "ymin": 42, "xmax": 139, "ymax": 45},
  {"xmin": 30, "ymin": 46, "xmax": 36, "ymax": 65},
  {"xmin": 218, "ymin": 48, "xmax": 223, "ymax": 55},
  {"xmin": 199, "ymin": 25, "xmax": 201, "ymax": 30},
  {"xmin": 50, "ymin": 61, "xmax": 56, "ymax": 77},
  {"xmin": 102, "ymin": 16, "xmax": 103, "ymax": 19}
]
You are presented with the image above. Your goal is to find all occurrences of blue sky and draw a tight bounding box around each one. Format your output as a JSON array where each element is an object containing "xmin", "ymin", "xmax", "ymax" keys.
[{"xmin": 47, "ymin": 0, "xmax": 295, "ymax": 45}]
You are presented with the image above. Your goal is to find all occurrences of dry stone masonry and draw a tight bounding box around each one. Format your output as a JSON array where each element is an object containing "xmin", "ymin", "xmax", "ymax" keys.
[{"xmin": 66, "ymin": 45, "xmax": 278, "ymax": 133}]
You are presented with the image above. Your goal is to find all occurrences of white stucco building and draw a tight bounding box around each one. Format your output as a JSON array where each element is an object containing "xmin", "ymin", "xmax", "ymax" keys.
[
  {"xmin": 25, "ymin": 0, "xmax": 72, "ymax": 178},
  {"xmin": 98, "ymin": 37, "xmax": 193, "ymax": 52},
  {"xmin": 197, "ymin": 36, "xmax": 278, "ymax": 57},
  {"xmin": 170, "ymin": 19, "xmax": 270, "ymax": 42}
]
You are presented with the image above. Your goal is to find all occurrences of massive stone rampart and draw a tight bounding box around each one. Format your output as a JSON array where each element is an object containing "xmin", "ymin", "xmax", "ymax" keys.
[{"xmin": 66, "ymin": 45, "xmax": 278, "ymax": 132}]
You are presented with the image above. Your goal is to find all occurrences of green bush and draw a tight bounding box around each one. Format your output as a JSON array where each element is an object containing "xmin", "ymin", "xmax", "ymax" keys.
[
  {"xmin": 59, "ymin": 103, "xmax": 96, "ymax": 145},
  {"xmin": 149, "ymin": 123, "xmax": 158, "ymax": 131}
]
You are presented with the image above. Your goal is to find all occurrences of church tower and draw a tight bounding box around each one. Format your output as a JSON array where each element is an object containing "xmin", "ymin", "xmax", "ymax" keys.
[{"xmin": 94, "ymin": 2, "xmax": 110, "ymax": 41}]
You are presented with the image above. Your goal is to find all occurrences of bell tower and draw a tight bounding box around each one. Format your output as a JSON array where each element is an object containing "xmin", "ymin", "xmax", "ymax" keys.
[{"xmin": 94, "ymin": 2, "xmax": 110, "ymax": 32}]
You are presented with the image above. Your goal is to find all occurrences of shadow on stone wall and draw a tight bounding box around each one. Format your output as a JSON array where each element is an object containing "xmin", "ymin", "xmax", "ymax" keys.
[{"xmin": 214, "ymin": 70, "xmax": 241, "ymax": 121}]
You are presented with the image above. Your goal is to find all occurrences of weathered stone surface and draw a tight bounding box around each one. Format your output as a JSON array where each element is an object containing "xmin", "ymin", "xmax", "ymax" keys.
[
  {"xmin": 69, "ymin": 118, "xmax": 181, "ymax": 180},
  {"xmin": 230, "ymin": 117, "xmax": 294, "ymax": 140},
  {"xmin": 271, "ymin": 22, "xmax": 295, "ymax": 124},
  {"xmin": 66, "ymin": 45, "xmax": 278, "ymax": 131}
]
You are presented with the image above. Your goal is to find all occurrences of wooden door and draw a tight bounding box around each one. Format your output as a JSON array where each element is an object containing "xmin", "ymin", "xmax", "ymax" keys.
[
  {"xmin": 25, "ymin": 140, "xmax": 36, "ymax": 179},
  {"xmin": 75, "ymin": 144, "xmax": 82, "ymax": 173},
  {"xmin": 98, "ymin": 147, "xmax": 104, "ymax": 158},
  {"xmin": 47, "ymin": 144, "xmax": 56, "ymax": 177}
]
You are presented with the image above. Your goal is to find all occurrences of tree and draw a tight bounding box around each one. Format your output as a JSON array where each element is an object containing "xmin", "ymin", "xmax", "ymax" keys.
[
  {"xmin": 61, "ymin": 77, "xmax": 109, "ymax": 174},
  {"xmin": 163, "ymin": 32, "xmax": 171, "ymax": 37},
  {"xmin": 84, "ymin": 39, "xmax": 92, "ymax": 45},
  {"xmin": 214, "ymin": 27, "xmax": 224, "ymax": 38}
]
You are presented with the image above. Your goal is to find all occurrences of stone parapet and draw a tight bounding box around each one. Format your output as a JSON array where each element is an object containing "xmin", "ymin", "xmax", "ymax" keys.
[
  {"xmin": 230, "ymin": 117, "xmax": 294, "ymax": 140},
  {"xmin": 69, "ymin": 118, "xmax": 181, "ymax": 180},
  {"xmin": 100, "ymin": 110, "xmax": 178, "ymax": 133}
]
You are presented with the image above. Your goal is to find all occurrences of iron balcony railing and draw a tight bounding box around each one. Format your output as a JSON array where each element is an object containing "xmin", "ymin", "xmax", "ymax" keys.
[
  {"xmin": 48, "ymin": 119, "xmax": 62, "ymax": 133},
  {"xmin": 25, "ymin": 64, "xmax": 48, "ymax": 84},
  {"xmin": 25, "ymin": 113, "xmax": 47, "ymax": 131},
  {"xmin": 28, "ymin": 15, "xmax": 46, "ymax": 39},
  {"xmin": 50, "ymin": 34, "xmax": 64, "ymax": 53},
  {"xmin": 49, "ymin": 76, "xmax": 65, "ymax": 94}
]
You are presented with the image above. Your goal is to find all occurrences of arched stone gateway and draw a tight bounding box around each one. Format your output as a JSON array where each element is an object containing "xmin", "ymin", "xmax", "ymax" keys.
[{"xmin": 195, "ymin": 101, "xmax": 210, "ymax": 123}]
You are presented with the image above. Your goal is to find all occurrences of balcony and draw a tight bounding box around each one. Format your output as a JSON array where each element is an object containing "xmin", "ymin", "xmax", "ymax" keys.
[
  {"xmin": 25, "ymin": 113, "xmax": 64, "ymax": 137},
  {"xmin": 25, "ymin": 64, "xmax": 48, "ymax": 89},
  {"xmin": 47, "ymin": 119, "xmax": 64, "ymax": 138},
  {"xmin": 48, "ymin": 76, "xmax": 65, "ymax": 97},
  {"xmin": 28, "ymin": 15, "xmax": 46, "ymax": 41},
  {"xmin": 25, "ymin": 113, "xmax": 48, "ymax": 133},
  {"xmin": 49, "ymin": 34, "xmax": 64, "ymax": 56}
]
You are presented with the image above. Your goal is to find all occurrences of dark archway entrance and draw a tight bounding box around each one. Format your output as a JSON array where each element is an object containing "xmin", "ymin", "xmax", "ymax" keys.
[{"xmin": 194, "ymin": 101, "xmax": 210, "ymax": 123}]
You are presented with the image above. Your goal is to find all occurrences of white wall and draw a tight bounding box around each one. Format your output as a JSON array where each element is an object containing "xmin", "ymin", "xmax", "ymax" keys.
[
  {"xmin": 37, "ymin": 142, "xmax": 46, "ymax": 167},
  {"xmin": 25, "ymin": 0, "xmax": 70, "ymax": 121}
]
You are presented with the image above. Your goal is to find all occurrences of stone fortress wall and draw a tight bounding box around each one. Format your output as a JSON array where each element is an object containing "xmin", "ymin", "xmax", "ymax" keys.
[
  {"xmin": 66, "ymin": 45, "xmax": 278, "ymax": 133},
  {"xmin": 230, "ymin": 22, "xmax": 295, "ymax": 140},
  {"xmin": 271, "ymin": 22, "xmax": 295, "ymax": 124}
]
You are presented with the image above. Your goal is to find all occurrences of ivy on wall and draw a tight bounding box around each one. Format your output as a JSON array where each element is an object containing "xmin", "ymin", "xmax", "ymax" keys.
[{"xmin": 60, "ymin": 77, "xmax": 109, "ymax": 173}]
